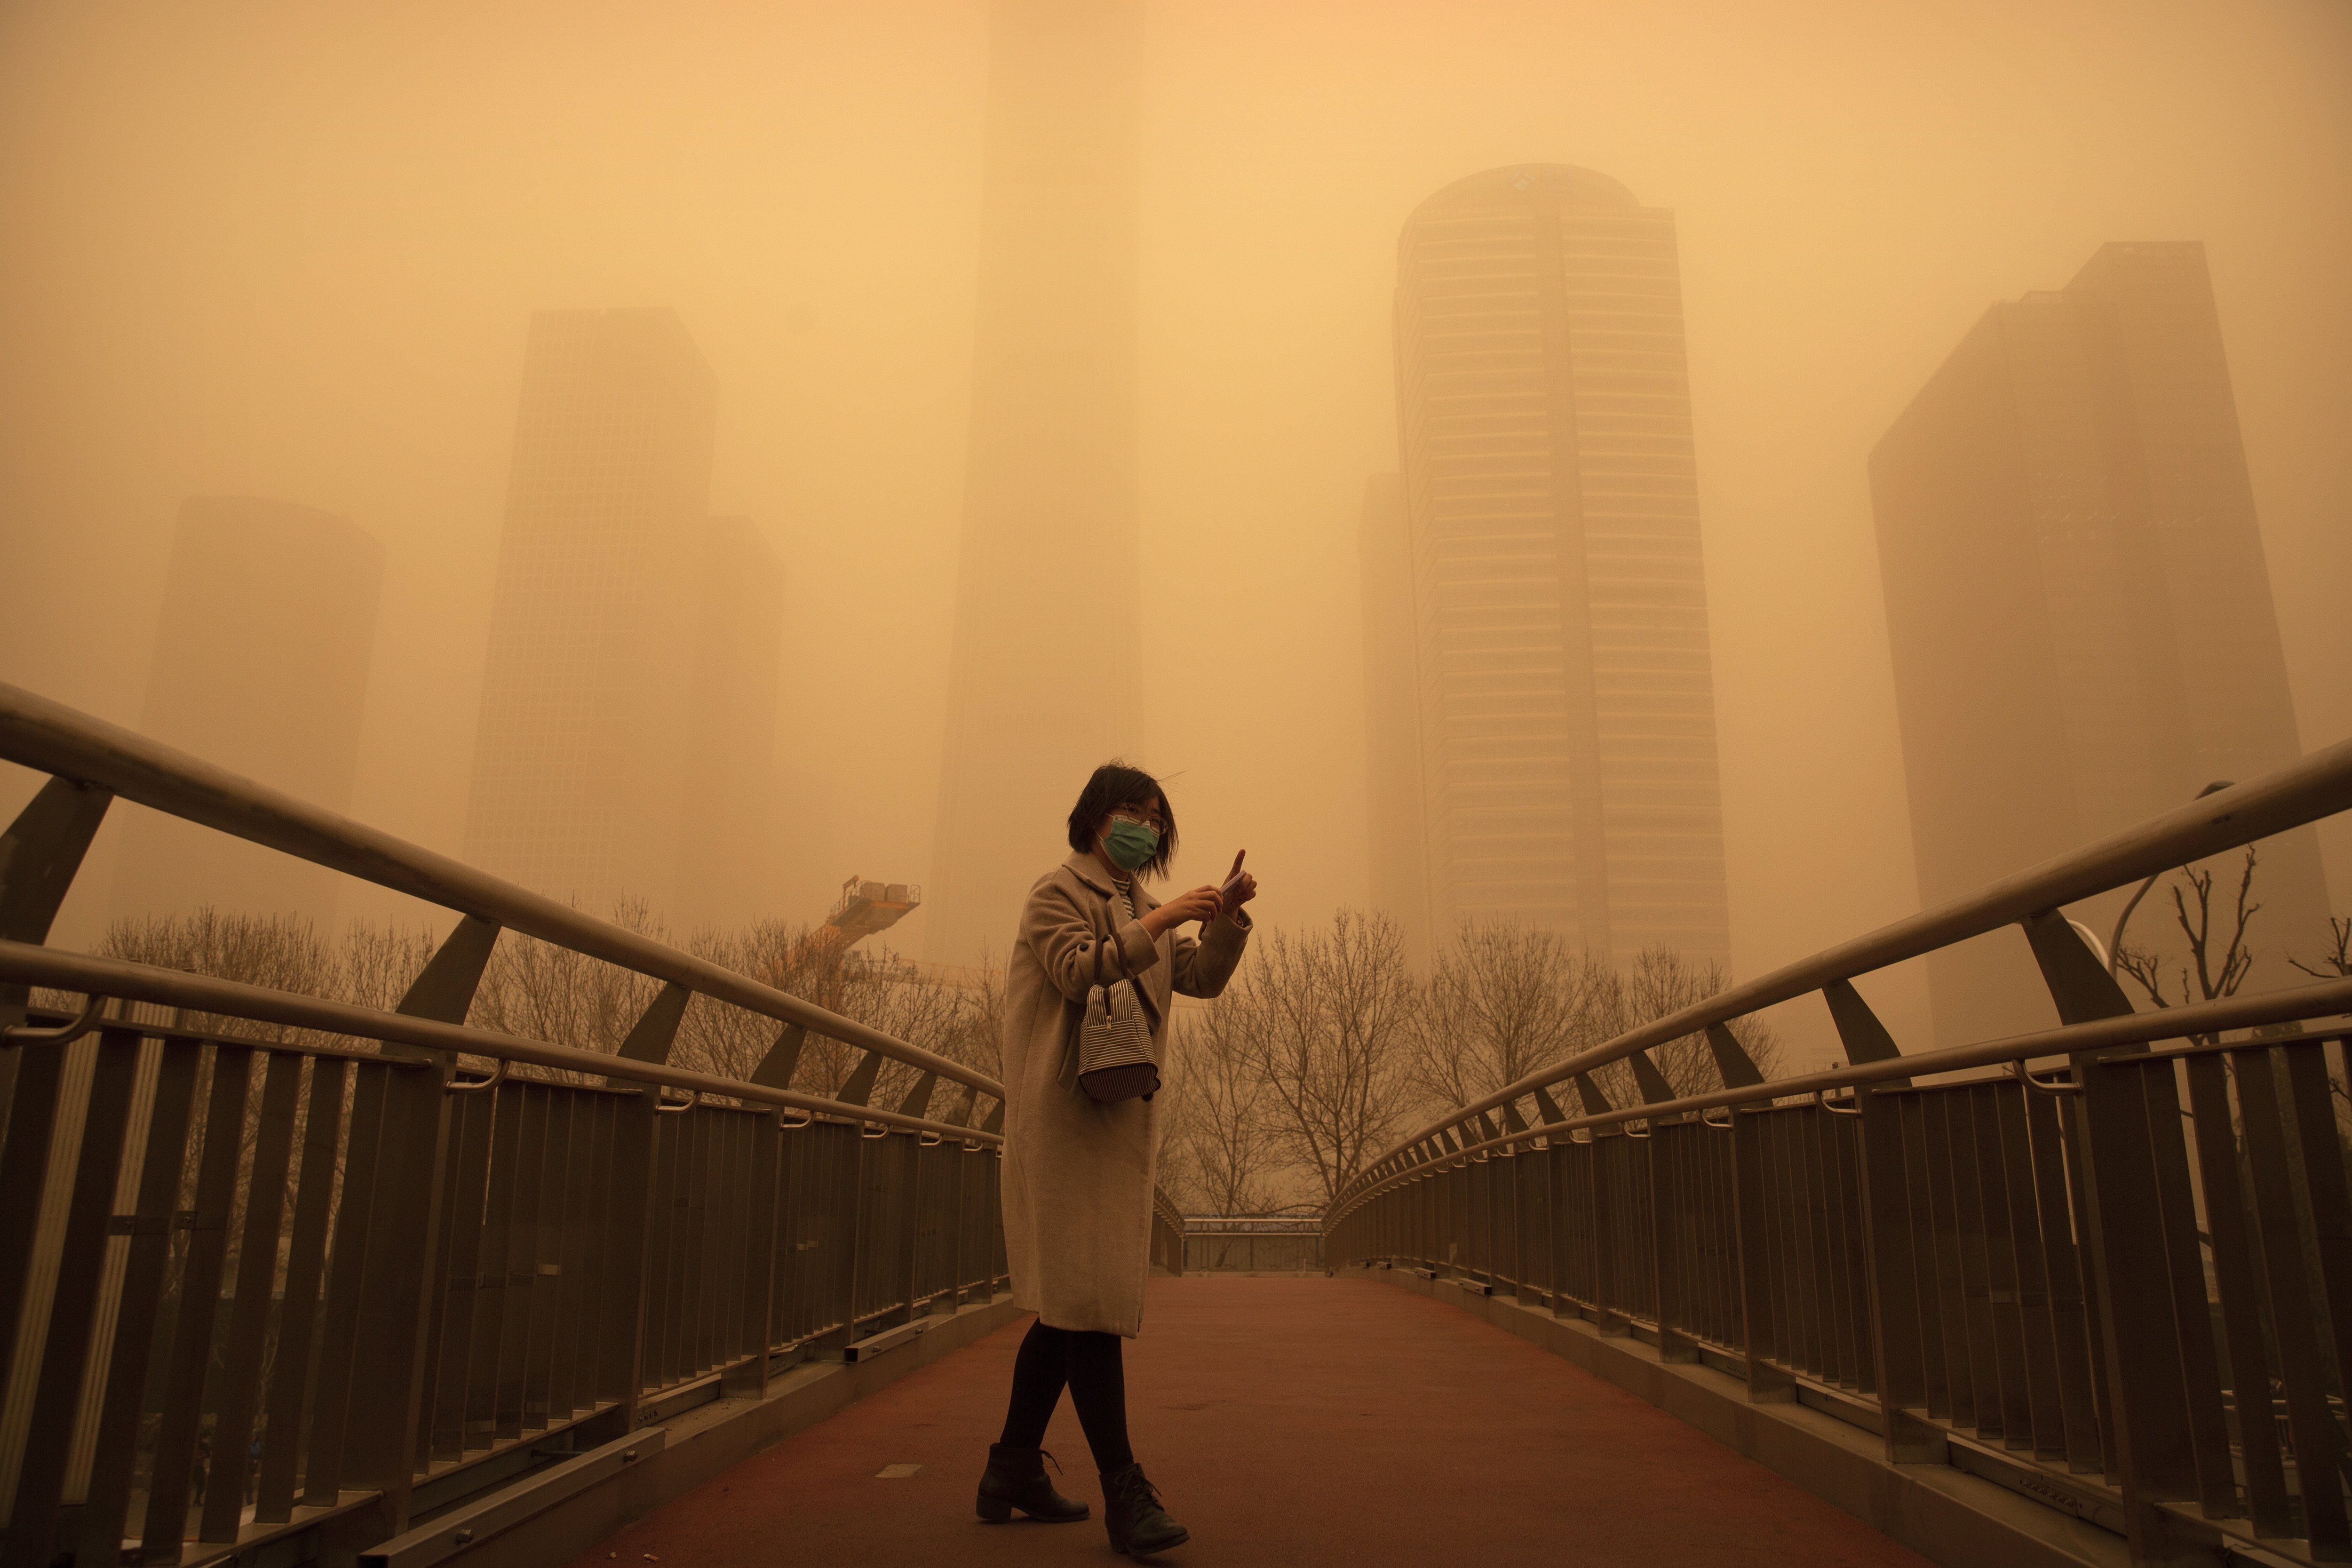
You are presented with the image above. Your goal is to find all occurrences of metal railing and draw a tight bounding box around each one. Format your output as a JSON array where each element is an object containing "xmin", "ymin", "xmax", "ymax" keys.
[
  {"xmin": 1326, "ymin": 736, "xmax": 2352, "ymax": 1568},
  {"xmin": 1150, "ymin": 1189, "xmax": 1186, "ymax": 1277},
  {"xmin": 0, "ymin": 684, "xmax": 1058, "ymax": 1568},
  {"xmin": 1181, "ymin": 1216, "xmax": 1324, "ymax": 1274}
]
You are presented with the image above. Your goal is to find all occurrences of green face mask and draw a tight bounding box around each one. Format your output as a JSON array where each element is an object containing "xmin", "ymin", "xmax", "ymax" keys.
[{"xmin": 1102, "ymin": 817, "xmax": 1160, "ymax": 872}]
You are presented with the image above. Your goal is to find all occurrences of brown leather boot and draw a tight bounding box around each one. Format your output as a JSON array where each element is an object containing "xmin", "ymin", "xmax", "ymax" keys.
[
  {"xmin": 975, "ymin": 1444, "xmax": 1089, "ymax": 1523},
  {"xmin": 1100, "ymin": 1461, "xmax": 1188, "ymax": 1555}
]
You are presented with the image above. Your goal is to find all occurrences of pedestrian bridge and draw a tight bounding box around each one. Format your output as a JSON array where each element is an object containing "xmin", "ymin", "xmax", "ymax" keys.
[{"xmin": 1, "ymin": 680, "xmax": 2349, "ymax": 1568}]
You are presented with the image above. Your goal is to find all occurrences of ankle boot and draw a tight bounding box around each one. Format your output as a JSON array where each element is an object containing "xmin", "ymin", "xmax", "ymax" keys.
[
  {"xmin": 975, "ymin": 1444, "xmax": 1088, "ymax": 1523},
  {"xmin": 1100, "ymin": 1461, "xmax": 1188, "ymax": 1555}
]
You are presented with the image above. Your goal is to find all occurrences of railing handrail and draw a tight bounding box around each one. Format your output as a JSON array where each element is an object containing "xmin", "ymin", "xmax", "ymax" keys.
[
  {"xmin": 1326, "ymin": 975, "xmax": 2352, "ymax": 1225},
  {"xmin": 0, "ymin": 681, "xmax": 1003, "ymax": 1099},
  {"xmin": 1346, "ymin": 735, "xmax": 2352, "ymax": 1206},
  {"xmin": 0, "ymin": 939, "xmax": 994, "ymax": 1142}
]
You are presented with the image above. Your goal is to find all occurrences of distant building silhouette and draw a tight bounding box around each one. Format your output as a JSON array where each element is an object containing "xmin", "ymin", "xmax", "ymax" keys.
[
  {"xmin": 465, "ymin": 308, "xmax": 715, "ymax": 918},
  {"xmin": 1367, "ymin": 165, "xmax": 1733, "ymax": 966},
  {"xmin": 679, "ymin": 516, "xmax": 788, "ymax": 927},
  {"xmin": 1871, "ymin": 241, "xmax": 2332, "ymax": 1047},
  {"xmin": 113, "ymin": 496, "xmax": 382, "ymax": 923},
  {"xmin": 926, "ymin": 0, "xmax": 1144, "ymax": 964}
]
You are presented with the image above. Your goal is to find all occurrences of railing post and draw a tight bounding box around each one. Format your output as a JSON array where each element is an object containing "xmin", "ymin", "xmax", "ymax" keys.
[
  {"xmin": 1823, "ymin": 981, "xmax": 1940, "ymax": 1461},
  {"xmin": 2072, "ymin": 1054, "xmax": 2231, "ymax": 1567},
  {"xmin": 723, "ymin": 1112, "xmax": 783, "ymax": 1398},
  {"xmin": 1731, "ymin": 1108, "xmax": 1795, "ymax": 1401},
  {"xmin": 1650, "ymin": 1125, "xmax": 1696, "ymax": 1362},
  {"xmin": 2025, "ymin": 910, "xmax": 2228, "ymax": 1567},
  {"xmin": 1590, "ymin": 1131, "xmax": 1628, "ymax": 1334},
  {"xmin": 598, "ymin": 1089, "xmax": 660, "ymax": 1419},
  {"xmin": 341, "ymin": 916, "xmax": 495, "ymax": 1531}
]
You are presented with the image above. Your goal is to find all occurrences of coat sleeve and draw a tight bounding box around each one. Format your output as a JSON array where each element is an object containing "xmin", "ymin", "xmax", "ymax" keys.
[
  {"xmin": 1023, "ymin": 875, "xmax": 1160, "ymax": 1003},
  {"xmin": 1172, "ymin": 908, "xmax": 1252, "ymax": 1000}
]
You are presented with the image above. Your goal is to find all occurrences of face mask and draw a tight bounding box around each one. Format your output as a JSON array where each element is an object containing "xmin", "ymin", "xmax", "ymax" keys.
[{"xmin": 1102, "ymin": 817, "xmax": 1159, "ymax": 872}]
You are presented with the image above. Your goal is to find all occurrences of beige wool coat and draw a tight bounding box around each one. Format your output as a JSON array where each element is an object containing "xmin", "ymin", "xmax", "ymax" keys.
[{"xmin": 999, "ymin": 851, "xmax": 1251, "ymax": 1337}]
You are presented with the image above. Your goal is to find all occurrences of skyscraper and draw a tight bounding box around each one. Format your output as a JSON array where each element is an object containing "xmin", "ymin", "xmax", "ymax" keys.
[
  {"xmin": 112, "ymin": 496, "xmax": 382, "ymax": 922},
  {"xmin": 678, "ymin": 516, "xmax": 787, "ymax": 927},
  {"xmin": 465, "ymin": 308, "xmax": 715, "ymax": 917},
  {"xmin": 926, "ymin": 0, "xmax": 1144, "ymax": 964},
  {"xmin": 1871, "ymin": 241, "xmax": 2332, "ymax": 1047},
  {"xmin": 1370, "ymin": 164, "xmax": 1733, "ymax": 966}
]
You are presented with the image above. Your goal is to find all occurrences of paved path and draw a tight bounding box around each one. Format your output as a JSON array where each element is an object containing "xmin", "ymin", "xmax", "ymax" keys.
[{"xmin": 565, "ymin": 1277, "xmax": 1931, "ymax": 1566}]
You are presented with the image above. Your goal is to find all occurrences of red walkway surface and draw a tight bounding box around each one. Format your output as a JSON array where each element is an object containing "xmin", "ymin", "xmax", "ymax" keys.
[{"xmin": 565, "ymin": 1277, "xmax": 1931, "ymax": 1566}]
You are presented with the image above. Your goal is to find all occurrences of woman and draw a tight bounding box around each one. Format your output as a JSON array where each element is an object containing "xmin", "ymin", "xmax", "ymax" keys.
[{"xmin": 976, "ymin": 761, "xmax": 1256, "ymax": 1555}]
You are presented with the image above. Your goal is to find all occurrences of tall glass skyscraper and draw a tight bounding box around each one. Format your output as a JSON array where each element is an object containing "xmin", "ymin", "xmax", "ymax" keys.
[
  {"xmin": 465, "ymin": 308, "xmax": 715, "ymax": 917},
  {"xmin": 1369, "ymin": 164, "xmax": 1733, "ymax": 966},
  {"xmin": 1872, "ymin": 242, "xmax": 2331, "ymax": 1047},
  {"xmin": 926, "ymin": 0, "xmax": 1144, "ymax": 964}
]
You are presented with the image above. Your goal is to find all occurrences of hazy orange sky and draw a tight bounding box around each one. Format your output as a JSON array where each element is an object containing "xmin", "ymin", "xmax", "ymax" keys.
[{"xmin": 3, "ymin": 0, "xmax": 2345, "ymax": 1066}]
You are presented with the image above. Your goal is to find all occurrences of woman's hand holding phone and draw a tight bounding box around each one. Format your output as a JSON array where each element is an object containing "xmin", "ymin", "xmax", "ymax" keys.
[{"xmin": 1218, "ymin": 850, "xmax": 1257, "ymax": 915}]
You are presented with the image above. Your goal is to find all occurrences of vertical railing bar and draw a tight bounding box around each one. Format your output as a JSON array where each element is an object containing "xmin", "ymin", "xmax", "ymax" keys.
[
  {"xmin": 1948, "ymin": 1088, "xmax": 2006, "ymax": 1440},
  {"xmin": 1920, "ymin": 1092, "xmax": 1978, "ymax": 1431},
  {"xmin": 141, "ymin": 1044, "xmax": 255, "ymax": 1562},
  {"xmin": 254, "ymin": 1049, "xmax": 341, "ymax": 1505},
  {"xmin": 2232, "ymin": 1047, "xmax": 2349, "ymax": 1553},
  {"xmin": 1966, "ymin": 1083, "xmax": 2033, "ymax": 1449},
  {"xmin": 1899, "ymin": 1095, "xmax": 1953, "ymax": 1422},
  {"xmin": 2182, "ymin": 1052, "xmax": 2291, "ymax": 1535},
  {"xmin": 1990, "ymin": 1083, "xmax": 2068, "ymax": 1463},
  {"xmin": 462, "ymin": 1084, "xmax": 522, "ymax": 1449},
  {"xmin": 73, "ymin": 1039, "xmax": 201, "ymax": 1563},
  {"xmin": 522, "ymin": 1089, "xmax": 571, "ymax": 1430},
  {"xmin": 494, "ymin": 1084, "xmax": 546, "ymax": 1440},
  {"xmin": 0, "ymin": 1027, "xmax": 142, "ymax": 1568},
  {"xmin": 2018, "ymin": 1085, "xmax": 2102, "ymax": 1475},
  {"xmin": 198, "ymin": 1049, "xmax": 304, "ymax": 1541},
  {"xmin": 301, "ymin": 1060, "xmax": 389, "ymax": 1505},
  {"xmin": 2136, "ymin": 1059, "xmax": 2237, "ymax": 1518}
]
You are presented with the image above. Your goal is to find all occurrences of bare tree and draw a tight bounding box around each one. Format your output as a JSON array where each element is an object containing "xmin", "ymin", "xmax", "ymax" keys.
[
  {"xmin": 1225, "ymin": 910, "xmax": 1418, "ymax": 1207},
  {"xmin": 470, "ymin": 897, "xmax": 667, "ymax": 1066},
  {"xmin": 2116, "ymin": 847, "xmax": 2262, "ymax": 1017},
  {"xmin": 1164, "ymin": 1002, "xmax": 1285, "ymax": 1216},
  {"xmin": 2290, "ymin": 915, "xmax": 2351, "ymax": 981},
  {"xmin": 1588, "ymin": 946, "xmax": 1783, "ymax": 1108},
  {"xmin": 101, "ymin": 907, "xmax": 342, "ymax": 1042},
  {"xmin": 1408, "ymin": 919, "xmax": 1617, "ymax": 1113}
]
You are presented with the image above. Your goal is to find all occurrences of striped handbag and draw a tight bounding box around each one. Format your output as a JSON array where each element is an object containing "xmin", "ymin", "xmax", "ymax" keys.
[{"xmin": 1077, "ymin": 942, "xmax": 1162, "ymax": 1104}]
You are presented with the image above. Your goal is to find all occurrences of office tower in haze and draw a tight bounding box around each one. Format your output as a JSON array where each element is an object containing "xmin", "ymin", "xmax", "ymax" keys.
[
  {"xmin": 112, "ymin": 496, "xmax": 383, "ymax": 922},
  {"xmin": 1370, "ymin": 164, "xmax": 1733, "ymax": 966},
  {"xmin": 926, "ymin": 0, "xmax": 1144, "ymax": 964},
  {"xmin": 678, "ymin": 516, "xmax": 787, "ymax": 926},
  {"xmin": 1871, "ymin": 241, "xmax": 2332, "ymax": 1047},
  {"xmin": 465, "ymin": 308, "xmax": 715, "ymax": 917}
]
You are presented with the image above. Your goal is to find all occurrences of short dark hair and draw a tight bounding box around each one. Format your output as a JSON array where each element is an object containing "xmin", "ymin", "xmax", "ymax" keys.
[{"xmin": 1066, "ymin": 761, "xmax": 1177, "ymax": 879}]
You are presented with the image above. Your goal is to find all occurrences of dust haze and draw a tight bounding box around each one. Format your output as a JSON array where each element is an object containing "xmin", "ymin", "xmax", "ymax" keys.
[{"xmin": 3, "ymin": 0, "xmax": 2346, "ymax": 1070}]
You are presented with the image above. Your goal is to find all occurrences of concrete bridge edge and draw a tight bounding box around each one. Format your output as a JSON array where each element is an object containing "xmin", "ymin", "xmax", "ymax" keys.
[
  {"xmin": 1336, "ymin": 1266, "xmax": 2128, "ymax": 1568},
  {"xmin": 420, "ymin": 1293, "xmax": 1025, "ymax": 1568}
]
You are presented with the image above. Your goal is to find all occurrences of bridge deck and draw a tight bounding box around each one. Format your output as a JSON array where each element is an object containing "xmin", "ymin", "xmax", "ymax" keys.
[{"xmin": 568, "ymin": 1277, "xmax": 1930, "ymax": 1565}]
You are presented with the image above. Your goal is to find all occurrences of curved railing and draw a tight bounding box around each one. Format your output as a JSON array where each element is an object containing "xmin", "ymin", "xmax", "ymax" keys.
[
  {"xmin": 0, "ymin": 681, "xmax": 999, "ymax": 1098},
  {"xmin": 0, "ymin": 683, "xmax": 1146, "ymax": 1568},
  {"xmin": 1326, "ymin": 738, "xmax": 2352, "ymax": 1566}
]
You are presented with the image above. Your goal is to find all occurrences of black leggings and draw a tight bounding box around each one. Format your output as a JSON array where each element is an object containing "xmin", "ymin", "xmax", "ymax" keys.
[{"xmin": 998, "ymin": 1319, "xmax": 1132, "ymax": 1472}]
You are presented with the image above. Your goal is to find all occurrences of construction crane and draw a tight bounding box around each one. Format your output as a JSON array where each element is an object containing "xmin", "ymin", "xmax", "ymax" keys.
[{"xmin": 749, "ymin": 877, "xmax": 923, "ymax": 1100}]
